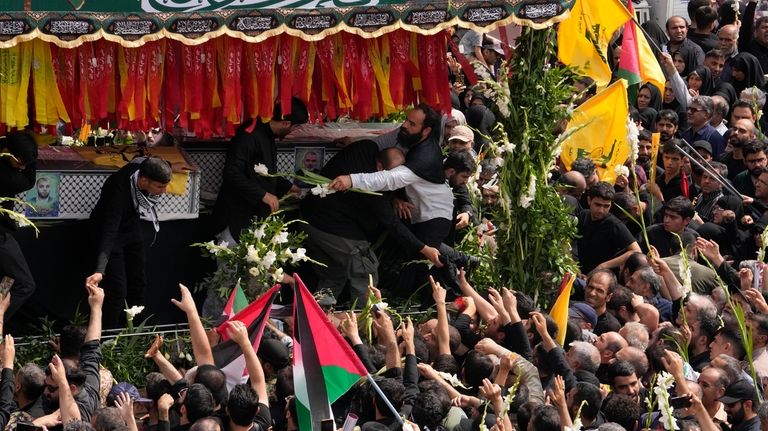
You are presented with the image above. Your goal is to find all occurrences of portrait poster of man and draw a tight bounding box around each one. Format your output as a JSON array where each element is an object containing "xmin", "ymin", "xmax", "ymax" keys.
[
  {"xmin": 25, "ymin": 173, "xmax": 61, "ymax": 217},
  {"xmin": 293, "ymin": 147, "xmax": 325, "ymax": 187}
]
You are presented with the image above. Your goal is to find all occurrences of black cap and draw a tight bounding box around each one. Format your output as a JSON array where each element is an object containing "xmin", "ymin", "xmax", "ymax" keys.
[
  {"xmin": 720, "ymin": 380, "xmax": 759, "ymax": 403},
  {"xmin": 257, "ymin": 338, "xmax": 290, "ymax": 369},
  {"xmin": 692, "ymin": 140, "xmax": 713, "ymax": 155}
]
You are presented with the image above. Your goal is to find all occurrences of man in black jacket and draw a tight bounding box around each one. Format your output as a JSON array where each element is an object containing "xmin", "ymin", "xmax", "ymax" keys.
[
  {"xmin": 0, "ymin": 132, "xmax": 38, "ymax": 319},
  {"xmin": 85, "ymin": 157, "xmax": 172, "ymax": 328},
  {"xmin": 212, "ymin": 98, "xmax": 307, "ymax": 245}
]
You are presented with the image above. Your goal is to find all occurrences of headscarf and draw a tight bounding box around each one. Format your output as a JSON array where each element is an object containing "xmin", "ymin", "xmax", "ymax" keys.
[
  {"xmin": 689, "ymin": 65, "xmax": 714, "ymax": 96},
  {"xmin": 713, "ymin": 82, "xmax": 738, "ymax": 106},
  {"xmin": 673, "ymin": 41, "xmax": 700, "ymax": 77},
  {"xmin": 466, "ymin": 104, "xmax": 496, "ymax": 152},
  {"xmin": 731, "ymin": 52, "xmax": 766, "ymax": 96},
  {"xmin": 639, "ymin": 108, "xmax": 659, "ymax": 131},
  {"xmin": 459, "ymin": 88, "xmax": 474, "ymax": 112},
  {"xmin": 637, "ymin": 83, "xmax": 662, "ymax": 111}
]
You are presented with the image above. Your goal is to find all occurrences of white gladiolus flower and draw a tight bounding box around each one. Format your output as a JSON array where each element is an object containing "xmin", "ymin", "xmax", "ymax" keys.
[
  {"xmin": 272, "ymin": 231, "xmax": 289, "ymax": 245},
  {"xmin": 124, "ymin": 305, "xmax": 145, "ymax": 320},
  {"xmin": 261, "ymin": 250, "xmax": 277, "ymax": 268},
  {"xmin": 614, "ymin": 165, "xmax": 630, "ymax": 178},
  {"xmin": 246, "ymin": 245, "xmax": 260, "ymax": 263},
  {"xmin": 519, "ymin": 176, "xmax": 536, "ymax": 208},
  {"xmin": 291, "ymin": 247, "xmax": 308, "ymax": 264},
  {"xmin": 655, "ymin": 372, "xmax": 679, "ymax": 431},
  {"xmin": 499, "ymin": 142, "xmax": 516, "ymax": 153},
  {"xmin": 249, "ymin": 266, "xmax": 260, "ymax": 277},
  {"xmin": 253, "ymin": 225, "xmax": 266, "ymax": 240},
  {"xmin": 310, "ymin": 184, "xmax": 336, "ymax": 198},
  {"xmin": 627, "ymin": 115, "xmax": 640, "ymax": 162},
  {"xmin": 253, "ymin": 163, "xmax": 269, "ymax": 175},
  {"xmin": 272, "ymin": 267, "xmax": 284, "ymax": 282}
]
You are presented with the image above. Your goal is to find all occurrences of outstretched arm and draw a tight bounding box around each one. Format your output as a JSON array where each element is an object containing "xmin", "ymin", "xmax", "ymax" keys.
[
  {"xmin": 227, "ymin": 320, "xmax": 269, "ymax": 405},
  {"xmin": 171, "ymin": 284, "xmax": 214, "ymax": 365}
]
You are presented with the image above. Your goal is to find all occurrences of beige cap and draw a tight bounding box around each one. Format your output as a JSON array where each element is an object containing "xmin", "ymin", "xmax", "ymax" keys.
[{"xmin": 449, "ymin": 125, "xmax": 474, "ymax": 143}]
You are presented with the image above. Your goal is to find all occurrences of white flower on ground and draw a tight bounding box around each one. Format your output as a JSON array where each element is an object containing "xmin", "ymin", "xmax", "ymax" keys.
[
  {"xmin": 253, "ymin": 225, "xmax": 266, "ymax": 240},
  {"xmin": 272, "ymin": 267, "xmax": 284, "ymax": 282},
  {"xmin": 627, "ymin": 115, "xmax": 640, "ymax": 162},
  {"xmin": 519, "ymin": 176, "xmax": 537, "ymax": 208},
  {"xmin": 124, "ymin": 305, "xmax": 145, "ymax": 320},
  {"xmin": 310, "ymin": 184, "xmax": 336, "ymax": 198},
  {"xmin": 253, "ymin": 163, "xmax": 269, "ymax": 175},
  {"xmin": 246, "ymin": 245, "xmax": 260, "ymax": 263},
  {"xmin": 261, "ymin": 250, "xmax": 277, "ymax": 269},
  {"xmin": 614, "ymin": 165, "xmax": 630, "ymax": 178},
  {"xmin": 272, "ymin": 230, "xmax": 289, "ymax": 245},
  {"xmin": 249, "ymin": 266, "xmax": 260, "ymax": 277}
]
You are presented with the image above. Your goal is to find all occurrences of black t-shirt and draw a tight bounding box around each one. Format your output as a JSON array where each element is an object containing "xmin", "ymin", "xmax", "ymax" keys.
[
  {"xmin": 576, "ymin": 210, "xmax": 637, "ymax": 274},
  {"xmin": 719, "ymin": 151, "xmax": 746, "ymax": 181},
  {"xmin": 594, "ymin": 311, "xmax": 621, "ymax": 336},
  {"xmin": 640, "ymin": 224, "xmax": 700, "ymax": 257}
]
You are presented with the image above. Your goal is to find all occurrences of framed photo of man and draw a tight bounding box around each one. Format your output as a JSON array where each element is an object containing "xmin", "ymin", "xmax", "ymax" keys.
[
  {"xmin": 293, "ymin": 147, "xmax": 325, "ymax": 187},
  {"xmin": 25, "ymin": 173, "xmax": 61, "ymax": 217}
]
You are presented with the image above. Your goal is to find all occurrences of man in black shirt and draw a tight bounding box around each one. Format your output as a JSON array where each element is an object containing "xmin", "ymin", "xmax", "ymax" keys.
[
  {"xmin": 0, "ymin": 132, "xmax": 38, "ymax": 319},
  {"xmin": 576, "ymin": 182, "xmax": 640, "ymax": 274},
  {"xmin": 642, "ymin": 196, "xmax": 699, "ymax": 257},
  {"xmin": 649, "ymin": 140, "xmax": 697, "ymax": 204},
  {"xmin": 85, "ymin": 157, "xmax": 173, "ymax": 328}
]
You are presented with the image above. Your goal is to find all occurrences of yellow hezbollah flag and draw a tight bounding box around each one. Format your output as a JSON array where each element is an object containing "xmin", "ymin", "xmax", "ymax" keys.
[
  {"xmin": 636, "ymin": 22, "xmax": 666, "ymax": 95},
  {"xmin": 557, "ymin": 0, "xmax": 632, "ymax": 87},
  {"xmin": 560, "ymin": 79, "xmax": 630, "ymax": 184},
  {"xmin": 550, "ymin": 273, "xmax": 575, "ymax": 347}
]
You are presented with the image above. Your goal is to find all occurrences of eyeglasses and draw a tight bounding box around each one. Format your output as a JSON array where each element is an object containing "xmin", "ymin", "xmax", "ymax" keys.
[{"xmin": 687, "ymin": 107, "xmax": 706, "ymax": 113}]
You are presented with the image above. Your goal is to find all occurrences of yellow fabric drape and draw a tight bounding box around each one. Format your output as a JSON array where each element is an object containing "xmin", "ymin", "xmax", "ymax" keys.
[{"xmin": 32, "ymin": 39, "xmax": 70, "ymax": 125}]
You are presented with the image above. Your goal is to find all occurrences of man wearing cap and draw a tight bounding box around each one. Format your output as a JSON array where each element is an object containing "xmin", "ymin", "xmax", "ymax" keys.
[
  {"xmin": 472, "ymin": 36, "xmax": 504, "ymax": 83},
  {"xmin": 213, "ymin": 97, "xmax": 307, "ymax": 245},
  {"xmin": 569, "ymin": 303, "xmax": 598, "ymax": 342},
  {"xmin": 0, "ymin": 132, "xmax": 38, "ymax": 320},
  {"xmin": 720, "ymin": 380, "xmax": 761, "ymax": 430},
  {"xmin": 447, "ymin": 125, "xmax": 475, "ymax": 156}
]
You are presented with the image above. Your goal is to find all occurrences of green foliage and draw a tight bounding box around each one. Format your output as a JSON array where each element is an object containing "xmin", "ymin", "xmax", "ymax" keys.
[{"xmin": 479, "ymin": 27, "xmax": 579, "ymax": 298}]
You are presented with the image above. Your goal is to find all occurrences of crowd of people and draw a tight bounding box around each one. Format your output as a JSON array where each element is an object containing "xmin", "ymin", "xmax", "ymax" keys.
[{"xmin": 6, "ymin": 0, "xmax": 768, "ymax": 430}]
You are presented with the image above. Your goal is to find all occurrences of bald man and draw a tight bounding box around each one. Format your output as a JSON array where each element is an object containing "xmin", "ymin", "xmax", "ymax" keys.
[{"xmin": 718, "ymin": 24, "xmax": 739, "ymax": 82}]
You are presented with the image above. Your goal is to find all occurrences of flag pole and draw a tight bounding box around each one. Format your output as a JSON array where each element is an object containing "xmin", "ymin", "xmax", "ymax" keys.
[{"xmin": 366, "ymin": 374, "xmax": 404, "ymax": 426}]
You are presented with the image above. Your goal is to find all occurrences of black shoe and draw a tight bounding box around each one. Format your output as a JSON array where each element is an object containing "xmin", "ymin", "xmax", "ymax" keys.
[{"xmin": 465, "ymin": 256, "xmax": 481, "ymax": 277}]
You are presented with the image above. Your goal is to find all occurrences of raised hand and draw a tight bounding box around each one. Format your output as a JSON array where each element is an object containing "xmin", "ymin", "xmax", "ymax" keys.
[{"xmin": 170, "ymin": 284, "xmax": 197, "ymax": 315}]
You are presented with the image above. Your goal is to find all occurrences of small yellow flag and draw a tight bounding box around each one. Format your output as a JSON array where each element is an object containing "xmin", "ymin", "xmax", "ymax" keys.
[
  {"xmin": 561, "ymin": 79, "xmax": 631, "ymax": 184},
  {"xmin": 550, "ymin": 273, "xmax": 576, "ymax": 347},
  {"xmin": 557, "ymin": 0, "xmax": 633, "ymax": 87}
]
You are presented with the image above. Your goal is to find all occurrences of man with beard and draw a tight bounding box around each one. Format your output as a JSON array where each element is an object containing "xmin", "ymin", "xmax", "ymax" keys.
[
  {"xmin": 85, "ymin": 157, "xmax": 172, "ymax": 328},
  {"xmin": 655, "ymin": 110, "xmax": 680, "ymax": 149},
  {"xmin": 733, "ymin": 141, "xmax": 767, "ymax": 198},
  {"xmin": 718, "ymin": 24, "xmax": 740, "ymax": 82},
  {"xmin": 212, "ymin": 97, "xmax": 307, "ymax": 245},
  {"xmin": 28, "ymin": 176, "xmax": 59, "ymax": 217},
  {"xmin": 692, "ymin": 161, "xmax": 727, "ymax": 222},
  {"xmin": 721, "ymin": 117, "xmax": 757, "ymax": 181},
  {"xmin": 665, "ymin": 16, "xmax": 705, "ymax": 73},
  {"xmin": 720, "ymin": 380, "xmax": 761, "ymax": 431},
  {"xmin": 443, "ymin": 151, "xmax": 477, "ymax": 246},
  {"xmin": 329, "ymin": 104, "xmax": 455, "ymax": 294},
  {"xmin": 638, "ymin": 130, "xmax": 663, "ymax": 181}
]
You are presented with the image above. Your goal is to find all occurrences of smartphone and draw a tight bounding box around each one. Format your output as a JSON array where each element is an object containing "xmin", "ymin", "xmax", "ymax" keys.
[
  {"xmin": 16, "ymin": 423, "xmax": 42, "ymax": 431},
  {"xmin": 0, "ymin": 277, "xmax": 13, "ymax": 296},
  {"xmin": 342, "ymin": 413, "xmax": 358, "ymax": 431},
  {"xmin": 669, "ymin": 395, "xmax": 692, "ymax": 409},
  {"xmin": 320, "ymin": 419, "xmax": 335, "ymax": 431}
]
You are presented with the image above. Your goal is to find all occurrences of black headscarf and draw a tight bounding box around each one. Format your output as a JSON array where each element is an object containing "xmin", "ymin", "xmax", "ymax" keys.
[
  {"xmin": 673, "ymin": 41, "xmax": 700, "ymax": 77},
  {"xmin": 637, "ymin": 83, "xmax": 662, "ymax": 111},
  {"xmin": 458, "ymin": 88, "xmax": 474, "ymax": 113},
  {"xmin": 689, "ymin": 65, "xmax": 714, "ymax": 96},
  {"xmin": 639, "ymin": 108, "xmax": 659, "ymax": 131},
  {"xmin": 713, "ymin": 82, "xmax": 738, "ymax": 106},
  {"xmin": 731, "ymin": 52, "xmax": 766, "ymax": 96},
  {"xmin": 466, "ymin": 105, "xmax": 496, "ymax": 152}
]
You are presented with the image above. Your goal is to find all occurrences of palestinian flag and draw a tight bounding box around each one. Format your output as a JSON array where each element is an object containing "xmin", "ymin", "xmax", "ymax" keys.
[
  {"xmin": 292, "ymin": 274, "xmax": 367, "ymax": 430},
  {"xmin": 222, "ymin": 280, "xmax": 249, "ymax": 319},
  {"xmin": 213, "ymin": 284, "xmax": 281, "ymax": 391},
  {"xmin": 617, "ymin": 2, "xmax": 665, "ymax": 102}
]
